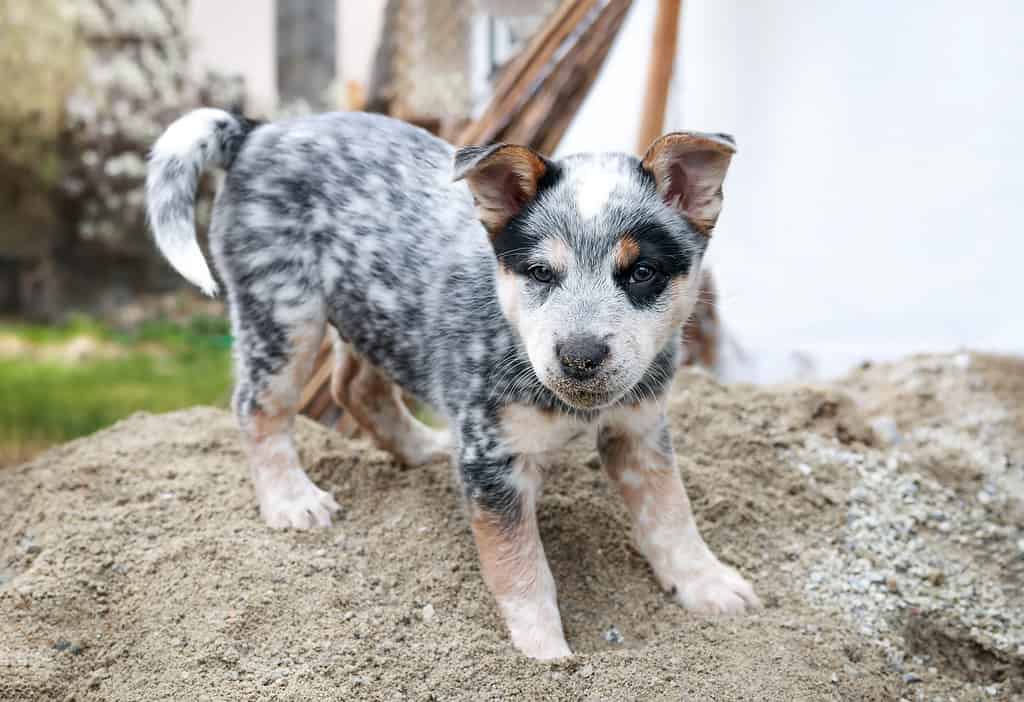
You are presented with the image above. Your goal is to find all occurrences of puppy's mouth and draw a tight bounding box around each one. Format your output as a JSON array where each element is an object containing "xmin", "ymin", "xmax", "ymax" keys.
[{"xmin": 542, "ymin": 374, "xmax": 623, "ymax": 410}]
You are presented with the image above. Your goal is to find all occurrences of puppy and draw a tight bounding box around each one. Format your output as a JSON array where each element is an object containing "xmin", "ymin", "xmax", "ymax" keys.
[{"xmin": 146, "ymin": 109, "xmax": 760, "ymax": 659}]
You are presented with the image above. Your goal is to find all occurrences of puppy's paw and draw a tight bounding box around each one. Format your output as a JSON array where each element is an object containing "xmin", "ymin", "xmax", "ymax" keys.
[
  {"xmin": 672, "ymin": 561, "xmax": 762, "ymax": 616},
  {"xmin": 401, "ymin": 429, "xmax": 452, "ymax": 467},
  {"xmin": 511, "ymin": 633, "xmax": 573, "ymax": 661},
  {"xmin": 256, "ymin": 468, "xmax": 341, "ymax": 530},
  {"xmin": 502, "ymin": 602, "xmax": 573, "ymax": 660}
]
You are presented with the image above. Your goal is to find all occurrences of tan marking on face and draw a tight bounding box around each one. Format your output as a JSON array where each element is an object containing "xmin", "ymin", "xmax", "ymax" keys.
[
  {"xmin": 614, "ymin": 235, "xmax": 641, "ymax": 270},
  {"xmin": 539, "ymin": 237, "xmax": 570, "ymax": 272}
]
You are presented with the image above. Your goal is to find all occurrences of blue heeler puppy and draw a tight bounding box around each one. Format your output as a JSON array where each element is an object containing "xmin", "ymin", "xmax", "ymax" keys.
[{"xmin": 146, "ymin": 108, "xmax": 761, "ymax": 659}]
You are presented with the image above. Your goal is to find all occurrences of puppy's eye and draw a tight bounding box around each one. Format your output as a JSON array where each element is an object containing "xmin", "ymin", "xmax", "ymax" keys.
[
  {"xmin": 629, "ymin": 264, "xmax": 656, "ymax": 284},
  {"xmin": 528, "ymin": 264, "xmax": 555, "ymax": 284}
]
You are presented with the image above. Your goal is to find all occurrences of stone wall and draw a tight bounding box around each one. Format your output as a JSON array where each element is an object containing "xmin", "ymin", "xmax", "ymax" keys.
[{"xmin": 0, "ymin": 0, "xmax": 243, "ymax": 319}]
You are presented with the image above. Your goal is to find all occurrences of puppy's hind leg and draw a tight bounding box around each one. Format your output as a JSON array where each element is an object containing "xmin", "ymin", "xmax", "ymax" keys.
[
  {"xmin": 331, "ymin": 343, "xmax": 450, "ymax": 466},
  {"xmin": 233, "ymin": 295, "xmax": 340, "ymax": 529}
]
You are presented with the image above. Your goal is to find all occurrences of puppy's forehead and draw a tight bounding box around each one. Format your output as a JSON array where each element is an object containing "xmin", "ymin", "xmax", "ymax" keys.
[{"xmin": 557, "ymin": 153, "xmax": 648, "ymax": 221}]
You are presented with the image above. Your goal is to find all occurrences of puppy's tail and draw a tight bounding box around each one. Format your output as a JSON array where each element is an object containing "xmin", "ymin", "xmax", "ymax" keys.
[{"xmin": 145, "ymin": 108, "xmax": 257, "ymax": 296}]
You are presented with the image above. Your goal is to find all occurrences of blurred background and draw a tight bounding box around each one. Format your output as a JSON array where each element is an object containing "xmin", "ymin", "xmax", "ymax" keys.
[{"xmin": 1, "ymin": 0, "xmax": 1021, "ymax": 463}]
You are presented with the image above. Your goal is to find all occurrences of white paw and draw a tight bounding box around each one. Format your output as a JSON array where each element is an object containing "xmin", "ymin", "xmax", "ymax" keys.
[
  {"xmin": 256, "ymin": 468, "xmax": 340, "ymax": 529},
  {"xmin": 673, "ymin": 561, "xmax": 762, "ymax": 615},
  {"xmin": 511, "ymin": 632, "xmax": 573, "ymax": 661},
  {"xmin": 501, "ymin": 596, "xmax": 573, "ymax": 660}
]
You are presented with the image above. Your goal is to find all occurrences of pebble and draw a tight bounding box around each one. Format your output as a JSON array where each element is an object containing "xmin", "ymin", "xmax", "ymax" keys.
[
  {"xmin": 420, "ymin": 604, "xmax": 435, "ymax": 623},
  {"xmin": 901, "ymin": 672, "xmax": 922, "ymax": 684},
  {"xmin": 603, "ymin": 626, "xmax": 623, "ymax": 644},
  {"xmin": 795, "ymin": 408, "xmax": 1024, "ymax": 676},
  {"xmin": 870, "ymin": 417, "xmax": 902, "ymax": 446}
]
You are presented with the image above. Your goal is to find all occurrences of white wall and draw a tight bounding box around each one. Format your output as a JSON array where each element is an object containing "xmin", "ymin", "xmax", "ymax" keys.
[
  {"xmin": 564, "ymin": 0, "xmax": 1024, "ymax": 381},
  {"xmin": 189, "ymin": 0, "xmax": 277, "ymax": 115},
  {"xmin": 189, "ymin": 0, "xmax": 386, "ymax": 116},
  {"xmin": 337, "ymin": 0, "xmax": 386, "ymax": 88}
]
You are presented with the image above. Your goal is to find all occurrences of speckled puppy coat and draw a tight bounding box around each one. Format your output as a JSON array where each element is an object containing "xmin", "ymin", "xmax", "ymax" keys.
[{"xmin": 146, "ymin": 109, "xmax": 761, "ymax": 659}]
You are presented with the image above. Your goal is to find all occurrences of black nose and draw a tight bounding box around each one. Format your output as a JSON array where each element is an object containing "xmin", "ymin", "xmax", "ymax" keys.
[{"xmin": 556, "ymin": 336, "xmax": 610, "ymax": 380}]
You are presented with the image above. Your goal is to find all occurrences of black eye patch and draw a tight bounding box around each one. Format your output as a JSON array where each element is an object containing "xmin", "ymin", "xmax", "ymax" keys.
[
  {"xmin": 628, "ymin": 222, "xmax": 692, "ymax": 276},
  {"xmin": 613, "ymin": 223, "xmax": 691, "ymax": 308}
]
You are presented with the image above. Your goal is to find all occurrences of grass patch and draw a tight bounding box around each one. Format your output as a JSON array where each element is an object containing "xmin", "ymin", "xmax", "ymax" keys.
[{"xmin": 0, "ymin": 316, "xmax": 233, "ymax": 464}]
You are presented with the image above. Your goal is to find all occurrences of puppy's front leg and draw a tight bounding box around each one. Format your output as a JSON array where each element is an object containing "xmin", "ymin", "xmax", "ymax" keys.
[
  {"xmin": 465, "ymin": 456, "xmax": 571, "ymax": 660},
  {"xmin": 599, "ymin": 402, "xmax": 761, "ymax": 615}
]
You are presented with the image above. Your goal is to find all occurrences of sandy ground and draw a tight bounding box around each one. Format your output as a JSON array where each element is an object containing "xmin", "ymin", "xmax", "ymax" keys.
[{"xmin": 1, "ymin": 352, "xmax": 1021, "ymax": 701}]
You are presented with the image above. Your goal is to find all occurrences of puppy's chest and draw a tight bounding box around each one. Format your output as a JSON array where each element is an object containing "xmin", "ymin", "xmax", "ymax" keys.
[{"xmin": 498, "ymin": 404, "xmax": 597, "ymax": 457}]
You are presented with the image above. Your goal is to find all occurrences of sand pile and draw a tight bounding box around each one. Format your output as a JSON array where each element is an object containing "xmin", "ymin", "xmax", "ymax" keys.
[{"xmin": 1, "ymin": 352, "xmax": 1022, "ymax": 701}]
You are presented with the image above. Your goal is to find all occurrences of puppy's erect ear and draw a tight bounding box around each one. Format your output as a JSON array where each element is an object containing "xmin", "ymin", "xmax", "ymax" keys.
[
  {"xmin": 641, "ymin": 132, "xmax": 736, "ymax": 236},
  {"xmin": 453, "ymin": 143, "xmax": 549, "ymax": 236}
]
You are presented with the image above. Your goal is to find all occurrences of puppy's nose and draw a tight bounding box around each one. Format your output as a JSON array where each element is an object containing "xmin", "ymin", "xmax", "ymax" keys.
[{"xmin": 556, "ymin": 336, "xmax": 610, "ymax": 380}]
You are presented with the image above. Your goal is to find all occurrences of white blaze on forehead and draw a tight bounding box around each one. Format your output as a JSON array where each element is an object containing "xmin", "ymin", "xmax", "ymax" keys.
[{"xmin": 573, "ymin": 162, "xmax": 623, "ymax": 220}]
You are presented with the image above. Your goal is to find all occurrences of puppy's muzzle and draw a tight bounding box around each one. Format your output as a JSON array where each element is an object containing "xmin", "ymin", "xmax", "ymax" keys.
[{"xmin": 556, "ymin": 335, "xmax": 610, "ymax": 381}]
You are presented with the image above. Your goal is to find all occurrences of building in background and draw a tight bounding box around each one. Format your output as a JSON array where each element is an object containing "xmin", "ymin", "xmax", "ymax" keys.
[
  {"xmin": 188, "ymin": 0, "xmax": 555, "ymax": 131},
  {"xmin": 0, "ymin": 0, "xmax": 244, "ymax": 319},
  {"xmin": 189, "ymin": 0, "xmax": 385, "ymax": 116}
]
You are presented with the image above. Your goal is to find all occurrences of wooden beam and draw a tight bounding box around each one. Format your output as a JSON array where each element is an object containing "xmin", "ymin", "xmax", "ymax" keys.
[
  {"xmin": 456, "ymin": 0, "xmax": 603, "ymax": 147},
  {"xmin": 508, "ymin": 0, "xmax": 632, "ymax": 153},
  {"xmin": 635, "ymin": 0, "xmax": 681, "ymax": 153}
]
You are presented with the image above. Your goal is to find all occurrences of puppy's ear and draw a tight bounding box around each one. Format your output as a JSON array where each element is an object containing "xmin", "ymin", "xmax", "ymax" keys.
[
  {"xmin": 453, "ymin": 144, "xmax": 549, "ymax": 236},
  {"xmin": 641, "ymin": 132, "xmax": 736, "ymax": 236}
]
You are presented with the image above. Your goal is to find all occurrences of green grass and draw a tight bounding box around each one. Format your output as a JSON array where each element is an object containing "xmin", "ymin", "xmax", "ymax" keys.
[{"xmin": 0, "ymin": 316, "xmax": 234, "ymax": 461}]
